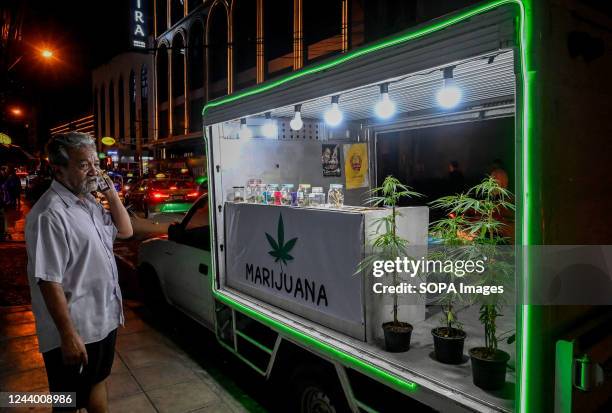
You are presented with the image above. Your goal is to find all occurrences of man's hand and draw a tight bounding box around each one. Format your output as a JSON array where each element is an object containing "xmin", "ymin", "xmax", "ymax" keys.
[
  {"xmin": 96, "ymin": 169, "xmax": 133, "ymax": 239},
  {"xmin": 60, "ymin": 331, "xmax": 88, "ymax": 367}
]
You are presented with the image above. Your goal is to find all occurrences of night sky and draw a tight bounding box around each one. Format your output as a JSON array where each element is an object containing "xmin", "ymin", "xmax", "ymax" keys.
[{"xmin": 19, "ymin": 0, "xmax": 132, "ymax": 146}]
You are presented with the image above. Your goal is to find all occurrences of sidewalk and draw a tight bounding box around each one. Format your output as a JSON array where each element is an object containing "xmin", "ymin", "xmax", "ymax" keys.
[
  {"xmin": 0, "ymin": 302, "xmax": 249, "ymax": 413},
  {"xmin": 0, "ymin": 198, "xmax": 251, "ymax": 412}
]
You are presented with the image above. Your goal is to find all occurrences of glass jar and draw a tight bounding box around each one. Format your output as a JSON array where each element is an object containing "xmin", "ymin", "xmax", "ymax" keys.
[
  {"xmin": 255, "ymin": 184, "xmax": 266, "ymax": 204},
  {"xmin": 265, "ymin": 184, "xmax": 278, "ymax": 205},
  {"xmin": 245, "ymin": 179, "xmax": 261, "ymax": 203},
  {"xmin": 297, "ymin": 184, "xmax": 311, "ymax": 207},
  {"xmin": 309, "ymin": 187, "xmax": 325, "ymax": 207},
  {"xmin": 281, "ymin": 184, "xmax": 294, "ymax": 205},
  {"xmin": 328, "ymin": 184, "xmax": 344, "ymax": 208},
  {"xmin": 233, "ymin": 186, "xmax": 245, "ymax": 202}
]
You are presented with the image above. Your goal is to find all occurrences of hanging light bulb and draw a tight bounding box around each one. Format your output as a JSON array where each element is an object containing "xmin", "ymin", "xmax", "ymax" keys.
[
  {"xmin": 262, "ymin": 112, "xmax": 278, "ymax": 138},
  {"xmin": 436, "ymin": 67, "xmax": 462, "ymax": 109},
  {"xmin": 374, "ymin": 83, "xmax": 396, "ymax": 119},
  {"xmin": 290, "ymin": 104, "xmax": 303, "ymax": 131},
  {"xmin": 238, "ymin": 118, "xmax": 252, "ymax": 139},
  {"xmin": 324, "ymin": 95, "xmax": 343, "ymax": 127}
]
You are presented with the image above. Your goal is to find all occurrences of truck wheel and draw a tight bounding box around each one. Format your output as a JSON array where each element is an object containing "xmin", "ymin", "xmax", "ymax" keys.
[{"xmin": 289, "ymin": 365, "xmax": 350, "ymax": 413}]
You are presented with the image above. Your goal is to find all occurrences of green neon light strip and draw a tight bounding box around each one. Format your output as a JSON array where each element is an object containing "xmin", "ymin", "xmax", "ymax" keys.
[
  {"xmin": 235, "ymin": 330, "xmax": 274, "ymax": 355},
  {"xmin": 204, "ymin": 0, "xmax": 535, "ymax": 409}
]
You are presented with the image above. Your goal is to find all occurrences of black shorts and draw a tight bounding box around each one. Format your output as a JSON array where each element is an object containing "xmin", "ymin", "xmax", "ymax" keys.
[{"xmin": 42, "ymin": 329, "xmax": 117, "ymax": 409}]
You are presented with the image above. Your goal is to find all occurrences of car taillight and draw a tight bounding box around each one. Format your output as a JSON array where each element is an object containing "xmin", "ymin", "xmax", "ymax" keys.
[
  {"xmin": 186, "ymin": 192, "xmax": 199, "ymax": 198},
  {"xmin": 152, "ymin": 192, "xmax": 170, "ymax": 199},
  {"xmin": 170, "ymin": 186, "xmax": 178, "ymax": 190}
]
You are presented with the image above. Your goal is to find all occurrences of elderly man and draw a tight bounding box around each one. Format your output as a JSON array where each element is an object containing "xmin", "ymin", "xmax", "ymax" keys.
[{"xmin": 25, "ymin": 132, "xmax": 132, "ymax": 412}]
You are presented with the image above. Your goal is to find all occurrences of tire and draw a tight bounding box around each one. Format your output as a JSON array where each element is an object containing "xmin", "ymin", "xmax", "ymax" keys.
[
  {"xmin": 289, "ymin": 365, "xmax": 350, "ymax": 413},
  {"xmin": 143, "ymin": 202, "xmax": 149, "ymax": 218}
]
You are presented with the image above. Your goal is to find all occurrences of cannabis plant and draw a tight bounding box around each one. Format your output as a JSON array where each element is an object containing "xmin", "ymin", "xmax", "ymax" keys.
[
  {"xmin": 358, "ymin": 175, "xmax": 422, "ymax": 325},
  {"xmin": 430, "ymin": 176, "xmax": 515, "ymax": 352}
]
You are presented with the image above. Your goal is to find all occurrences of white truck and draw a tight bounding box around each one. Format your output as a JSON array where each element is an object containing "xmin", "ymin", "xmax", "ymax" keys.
[{"xmin": 138, "ymin": 1, "xmax": 612, "ymax": 411}]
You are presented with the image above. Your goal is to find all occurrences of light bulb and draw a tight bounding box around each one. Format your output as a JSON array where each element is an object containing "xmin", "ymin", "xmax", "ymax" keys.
[
  {"xmin": 239, "ymin": 121, "xmax": 252, "ymax": 139},
  {"xmin": 262, "ymin": 119, "xmax": 278, "ymax": 138},
  {"xmin": 436, "ymin": 78, "xmax": 462, "ymax": 109},
  {"xmin": 375, "ymin": 92, "xmax": 396, "ymax": 119},
  {"xmin": 290, "ymin": 111, "xmax": 303, "ymax": 131},
  {"xmin": 324, "ymin": 102, "xmax": 343, "ymax": 127}
]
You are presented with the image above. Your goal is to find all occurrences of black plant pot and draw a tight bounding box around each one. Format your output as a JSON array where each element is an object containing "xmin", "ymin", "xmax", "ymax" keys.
[
  {"xmin": 469, "ymin": 347, "xmax": 510, "ymax": 391},
  {"xmin": 432, "ymin": 327, "xmax": 466, "ymax": 364},
  {"xmin": 382, "ymin": 322, "xmax": 413, "ymax": 352}
]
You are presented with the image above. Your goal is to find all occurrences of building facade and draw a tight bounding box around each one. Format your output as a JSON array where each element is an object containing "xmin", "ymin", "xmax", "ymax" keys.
[
  {"xmin": 92, "ymin": 52, "xmax": 155, "ymax": 173},
  {"xmin": 151, "ymin": 0, "xmax": 490, "ymax": 176}
]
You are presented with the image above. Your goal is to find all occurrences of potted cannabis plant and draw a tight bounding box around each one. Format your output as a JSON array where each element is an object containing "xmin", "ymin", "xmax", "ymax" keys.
[
  {"xmin": 434, "ymin": 176, "xmax": 515, "ymax": 389},
  {"xmin": 358, "ymin": 175, "xmax": 422, "ymax": 352},
  {"xmin": 428, "ymin": 198, "xmax": 471, "ymax": 364}
]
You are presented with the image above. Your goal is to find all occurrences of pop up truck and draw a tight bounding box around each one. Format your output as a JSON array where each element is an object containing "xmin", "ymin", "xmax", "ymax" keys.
[{"xmin": 139, "ymin": 1, "xmax": 612, "ymax": 411}]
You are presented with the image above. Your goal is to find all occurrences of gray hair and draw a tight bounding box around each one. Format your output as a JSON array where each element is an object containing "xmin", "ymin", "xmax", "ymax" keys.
[{"xmin": 46, "ymin": 132, "xmax": 96, "ymax": 167}]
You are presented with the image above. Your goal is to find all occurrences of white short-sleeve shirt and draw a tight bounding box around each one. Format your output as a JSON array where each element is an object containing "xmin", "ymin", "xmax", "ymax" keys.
[{"xmin": 25, "ymin": 180, "xmax": 124, "ymax": 353}]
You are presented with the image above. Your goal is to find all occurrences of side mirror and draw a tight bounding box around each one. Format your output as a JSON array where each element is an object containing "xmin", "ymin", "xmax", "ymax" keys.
[{"xmin": 168, "ymin": 223, "xmax": 182, "ymax": 241}]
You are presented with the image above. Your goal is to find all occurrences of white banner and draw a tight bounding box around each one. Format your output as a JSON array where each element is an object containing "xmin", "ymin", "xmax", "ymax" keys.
[{"xmin": 225, "ymin": 203, "xmax": 365, "ymax": 340}]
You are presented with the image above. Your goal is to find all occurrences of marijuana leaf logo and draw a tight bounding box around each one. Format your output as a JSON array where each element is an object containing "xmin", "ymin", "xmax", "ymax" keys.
[{"xmin": 266, "ymin": 214, "xmax": 298, "ymax": 267}]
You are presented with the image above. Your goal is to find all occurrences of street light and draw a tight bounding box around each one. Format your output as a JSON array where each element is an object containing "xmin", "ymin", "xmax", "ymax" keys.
[
  {"xmin": 41, "ymin": 49, "xmax": 53, "ymax": 59},
  {"xmin": 10, "ymin": 107, "xmax": 23, "ymax": 117}
]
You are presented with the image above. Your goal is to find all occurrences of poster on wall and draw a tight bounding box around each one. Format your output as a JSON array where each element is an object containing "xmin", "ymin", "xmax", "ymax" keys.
[
  {"xmin": 321, "ymin": 144, "xmax": 341, "ymax": 177},
  {"xmin": 343, "ymin": 143, "xmax": 369, "ymax": 189}
]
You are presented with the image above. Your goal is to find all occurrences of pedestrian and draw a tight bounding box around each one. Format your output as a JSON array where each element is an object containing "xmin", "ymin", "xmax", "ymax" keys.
[
  {"xmin": 4, "ymin": 166, "xmax": 21, "ymax": 208},
  {"xmin": 25, "ymin": 132, "xmax": 133, "ymax": 412}
]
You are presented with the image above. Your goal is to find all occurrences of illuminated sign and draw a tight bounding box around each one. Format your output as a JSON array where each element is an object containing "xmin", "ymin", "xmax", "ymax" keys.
[
  {"xmin": 0, "ymin": 132, "xmax": 11, "ymax": 145},
  {"xmin": 131, "ymin": 0, "xmax": 148, "ymax": 49},
  {"xmin": 107, "ymin": 149, "xmax": 119, "ymax": 162},
  {"xmin": 101, "ymin": 136, "xmax": 116, "ymax": 146}
]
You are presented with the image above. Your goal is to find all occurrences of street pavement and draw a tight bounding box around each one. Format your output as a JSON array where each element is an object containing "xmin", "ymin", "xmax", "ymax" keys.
[{"xmin": 0, "ymin": 197, "xmax": 268, "ymax": 413}]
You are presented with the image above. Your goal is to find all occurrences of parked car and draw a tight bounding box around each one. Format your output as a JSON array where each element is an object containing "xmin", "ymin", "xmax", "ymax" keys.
[
  {"xmin": 124, "ymin": 178, "xmax": 200, "ymax": 218},
  {"xmin": 138, "ymin": 195, "xmax": 213, "ymax": 326}
]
